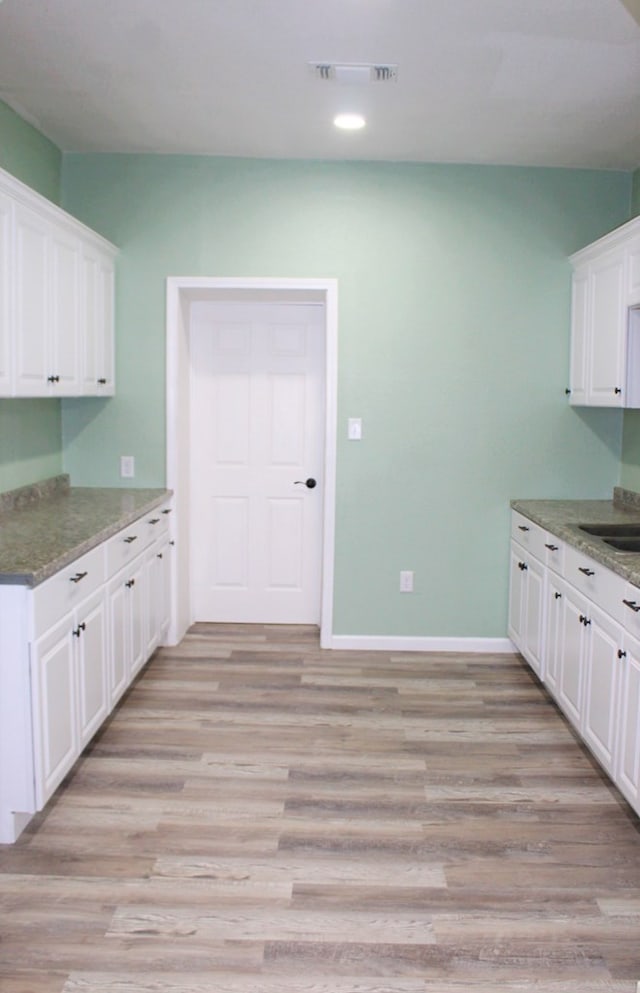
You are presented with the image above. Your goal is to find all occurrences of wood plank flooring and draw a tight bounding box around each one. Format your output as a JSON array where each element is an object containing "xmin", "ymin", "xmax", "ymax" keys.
[{"xmin": 1, "ymin": 624, "xmax": 640, "ymax": 992}]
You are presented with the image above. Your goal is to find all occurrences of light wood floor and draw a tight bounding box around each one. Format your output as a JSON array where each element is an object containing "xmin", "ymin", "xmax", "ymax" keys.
[{"xmin": 1, "ymin": 624, "xmax": 640, "ymax": 992}]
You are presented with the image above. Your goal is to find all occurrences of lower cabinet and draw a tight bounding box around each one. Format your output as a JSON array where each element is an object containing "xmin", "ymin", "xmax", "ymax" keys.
[
  {"xmin": 31, "ymin": 588, "xmax": 108, "ymax": 807},
  {"xmin": 616, "ymin": 633, "xmax": 640, "ymax": 811},
  {"xmin": 508, "ymin": 509, "xmax": 640, "ymax": 817}
]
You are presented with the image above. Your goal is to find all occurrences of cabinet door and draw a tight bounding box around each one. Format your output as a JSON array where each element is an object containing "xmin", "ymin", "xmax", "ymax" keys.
[
  {"xmin": 145, "ymin": 541, "xmax": 171, "ymax": 655},
  {"xmin": 13, "ymin": 202, "xmax": 50, "ymax": 396},
  {"xmin": 522, "ymin": 553, "xmax": 545, "ymax": 679},
  {"xmin": 581, "ymin": 602, "xmax": 621, "ymax": 776},
  {"xmin": 76, "ymin": 590, "xmax": 108, "ymax": 747},
  {"xmin": 588, "ymin": 250, "xmax": 626, "ymax": 405},
  {"xmin": 557, "ymin": 582, "xmax": 586, "ymax": 728},
  {"xmin": 31, "ymin": 617, "xmax": 77, "ymax": 808},
  {"xmin": 81, "ymin": 245, "xmax": 115, "ymax": 395},
  {"xmin": 627, "ymin": 235, "xmax": 640, "ymax": 307},
  {"xmin": 544, "ymin": 578, "xmax": 564, "ymax": 699},
  {"xmin": 617, "ymin": 634, "xmax": 640, "ymax": 814},
  {"xmin": 128, "ymin": 557, "xmax": 148, "ymax": 679},
  {"xmin": 0, "ymin": 192, "xmax": 12, "ymax": 394},
  {"xmin": 508, "ymin": 543, "xmax": 526, "ymax": 647},
  {"xmin": 50, "ymin": 223, "xmax": 81, "ymax": 395},
  {"xmin": 107, "ymin": 573, "xmax": 129, "ymax": 706},
  {"xmin": 569, "ymin": 268, "xmax": 588, "ymax": 406}
]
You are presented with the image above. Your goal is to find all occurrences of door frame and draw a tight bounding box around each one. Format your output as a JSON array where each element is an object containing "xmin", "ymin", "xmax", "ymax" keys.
[{"xmin": 166, "ymin": 276, "xmax": 338, "ymax": 648}]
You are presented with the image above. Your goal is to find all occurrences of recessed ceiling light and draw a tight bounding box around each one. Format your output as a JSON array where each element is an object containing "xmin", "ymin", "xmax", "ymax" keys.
[{"xmin": 334, "ymin": 113, "xmax": 366, "ymax": 131}]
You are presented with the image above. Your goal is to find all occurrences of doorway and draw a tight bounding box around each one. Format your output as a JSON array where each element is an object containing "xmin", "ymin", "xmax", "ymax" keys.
[{"xmin": 166, "ymin": 278, "xmax": 337, "ymax": 647}]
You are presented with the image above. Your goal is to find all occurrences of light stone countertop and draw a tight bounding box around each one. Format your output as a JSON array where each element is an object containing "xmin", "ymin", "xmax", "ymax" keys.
[
  {"xmin": 511, "ymin": 487, "xmax": 640, "ymax": 588},
  {"xmin": 0, "ymin": 475, "xmax": 171, "ymax": 587}
]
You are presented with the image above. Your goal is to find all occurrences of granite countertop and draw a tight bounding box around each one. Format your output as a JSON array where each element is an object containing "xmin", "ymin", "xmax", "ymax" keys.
[
  {"xmin": 511, "ymin": 486, "xmax": 640, "ymax": 588},
  {"xmin": 0, "ymin": 475, "xmax": 172, "ymax": 587}
]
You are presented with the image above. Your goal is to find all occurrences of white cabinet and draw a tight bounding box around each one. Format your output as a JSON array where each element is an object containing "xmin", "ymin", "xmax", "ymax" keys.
[
  {"xmin": 146, "ymin": 538, "xmax": 172, "ymax": 656},
  {"xmin": 81, "ymin": 242, "xmax": 115, "ymax": 395},
  {"xmin": 569, "ymin": 215, "xmax": 640, "ymax": 408},
  {"xmin": 30, "ymin": 588, "xmax": 108, "ymax": 808},
  {"xmin": 13, "ymin": 200, "xmax": 50, "ymax": 396},
  {"xmin": 108, "ymin": 552, "xmax": 147, "ymax": 702},
  {"xmin": 508, "ymin": 541, "xmax": 545, "ymax": 679},
  {"xmin": 0, "ymin": 165, "xmax": 117, "ymax": 398},
  {"xmin": 508, "ymin": 508, "xmax": 639, "ymax": 816},
  {"xmin": 616, "ymin": 633, "xmax": 640, "ymax": 811}
]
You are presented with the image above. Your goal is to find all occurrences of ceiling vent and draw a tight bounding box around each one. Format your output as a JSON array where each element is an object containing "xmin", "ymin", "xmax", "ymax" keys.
[{"xmin": 309, "ymin": 63, "xmax": 399, "ymax": 84}]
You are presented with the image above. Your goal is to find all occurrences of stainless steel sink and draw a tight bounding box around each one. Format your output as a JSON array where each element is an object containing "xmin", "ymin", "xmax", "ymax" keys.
[
  {"xmin": 602, "ymin": 537, "xmax": 640, "ymax": 552},
  {"xmin": 579, "ymin": 523, "xmax": 640, "ymax": 538}
]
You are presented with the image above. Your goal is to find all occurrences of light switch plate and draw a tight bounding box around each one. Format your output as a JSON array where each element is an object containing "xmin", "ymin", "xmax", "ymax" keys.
[
  {"xmin": 120, "ymin": 455, "xmax": 135, "ymax": 478},
  {"xmin": 348, "ymin": 417, "xmax": 362, "ymax": 440}
]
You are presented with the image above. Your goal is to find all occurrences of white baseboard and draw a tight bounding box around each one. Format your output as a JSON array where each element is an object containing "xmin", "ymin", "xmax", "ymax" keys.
[{"xmin": 326, "ymin": 635, "xmax": 517, "ymax": 654}]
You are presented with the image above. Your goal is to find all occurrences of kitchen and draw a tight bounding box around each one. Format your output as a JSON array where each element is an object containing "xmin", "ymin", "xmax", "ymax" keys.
[{"xmin": 0, "ymin": 1, "xmax": 640, "ymax": 989}]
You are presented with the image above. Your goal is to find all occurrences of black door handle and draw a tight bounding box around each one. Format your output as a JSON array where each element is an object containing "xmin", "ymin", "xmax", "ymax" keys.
[{"xmin": 294, "ymin": 478, "xmax": 317, "ymax": 489}]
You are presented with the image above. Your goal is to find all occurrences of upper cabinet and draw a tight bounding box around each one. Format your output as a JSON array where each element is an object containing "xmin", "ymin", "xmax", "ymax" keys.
[
  {"xmin": 0, "ymin": 167, "xmax": 117, "ymax": 398},
  {"xmin": 568, "ymin": 215, "xmax": 640, "ymax": 408}
]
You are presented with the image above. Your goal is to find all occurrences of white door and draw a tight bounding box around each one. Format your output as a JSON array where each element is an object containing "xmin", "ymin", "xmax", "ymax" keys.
[{"xmin": 189, "ymin": 301, "xmax": 324, "ymax": 624}]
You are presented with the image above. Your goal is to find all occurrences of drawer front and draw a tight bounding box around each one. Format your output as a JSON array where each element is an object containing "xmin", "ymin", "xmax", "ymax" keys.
[
  {"xmin": 31, "ymin": 545, "xmax": 106, "ymax": 637},
  {"xmin": 106, "ymin": 521, "xmax": 152, "ymax": 578},
  {"xmin": 511, "ymin": 511, "xmax": 546, "ymax": 561},
  {"xmin": 144, "ymin": 504, "xmax": 171, "ymax": 544},
  {"xmin": 563, "ymin": 544, "xmax": 626, "ymax": 623},
  {"xmin": 543, "ymin": 532, "xmax": 565, "ymax": 574},
  {"xmin": 621, "ymin": 582, "xmax": 640, "ymax": 636}
]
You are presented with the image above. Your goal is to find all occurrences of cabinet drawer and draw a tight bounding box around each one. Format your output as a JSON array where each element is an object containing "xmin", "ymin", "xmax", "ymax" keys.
[
  {"xmin": 511, "ymin": 511, "xmax": 546, "ymax": 560},
  {"xmin": 106, "ymin": 520, "xmax": 153, "ymax": 578},
  {"xmin": 143, "ymin": 504, "xmax": 171, "ymax": 543},
  {"xmin": 563, "ymin": 545, "xmax": 626, "ymax": 623},
  {"xmin": 620, "ymin": 583, "xmax": 640, "ymax": 637},
  {"xmin": 31, "ymin": 545, "xmax": 106, "ymax": 638},
  {"xmin": 543, "ymin": 533, "xmax": 565, "ymax": 574}
]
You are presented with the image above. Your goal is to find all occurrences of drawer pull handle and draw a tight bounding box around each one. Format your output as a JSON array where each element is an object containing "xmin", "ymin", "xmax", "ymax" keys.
[
  {"xmin": 124, "ymin": 535, "xmax": 138, "ymax": 544},
  {"xmin": 162, "ymin": 509, "xmax": 172, "ymax": 515},
  {"xmin": 70, "ymin": 571, "xmax": 88, "ymax": 583},
  {"xmin": 518, "ymin": 561, "xmax": 528, "ymax": 571},
  {"xmin": 47, "ymin": 374, "xmax": 60, "ymax": 383},
  {"xmin": 618, "ymin": 649, "xmax": 627, "ymax": 659},
  {"xmin": 545, "ymin": 543, "xmax": 559, "ymax": 551},
  {"xmin": 579, "ymin": 614, "xmax": 591, "ymax": 626},
  {"xmin": 125, "ymin": 579, "xmax": 136, "ymax": 589},
  {"xmin": 623, "ymin": 599, "xmax": 640, "ymax": 613},
  {"xmin": 518, "ymin": 525, "xmax": 530, "ymax": 532},
  {"xmin": 578, "ymin": 567, "xmax": 595, "ymax": 577},
  {"xmin": 149, "ymin": 518, "xmax": 160, "ymax": 525},
  {"xmin": 72, "ymin": 622, "xmax": 86, "ymax": 638}
]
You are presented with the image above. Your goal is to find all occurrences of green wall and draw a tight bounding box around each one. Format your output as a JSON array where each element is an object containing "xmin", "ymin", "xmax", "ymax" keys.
[
  {"xmin": 61, "ymin": 154, "xmax": 630, "ymax": 637},
  {"xmin": 0, "ymin": 100, "xmax": 63, "ymax": 493}
]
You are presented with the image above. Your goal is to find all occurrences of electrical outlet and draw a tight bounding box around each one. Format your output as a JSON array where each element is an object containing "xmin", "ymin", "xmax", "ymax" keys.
[
  {"xmin": 400, "ymin": 570, "xmax": 414, "ymax": 593},
  {"xmin": 120, "ymin": 455, "xmax": 135, "ymax": 478}
]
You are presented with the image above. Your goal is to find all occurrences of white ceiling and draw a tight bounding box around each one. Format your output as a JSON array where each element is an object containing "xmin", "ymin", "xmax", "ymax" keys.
[{"xmin": 0, "ymin": 0, "xmax": 639, "ymax": 170}]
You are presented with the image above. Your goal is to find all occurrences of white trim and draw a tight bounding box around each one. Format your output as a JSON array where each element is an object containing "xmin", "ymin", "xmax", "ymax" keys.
[
  {"xmin": 327, "ymin": 635, "xmax": 518, "ymax": 654},
  {"xmin": 166, "ymin": 276, "xmax": 337, "ymax": 648}
]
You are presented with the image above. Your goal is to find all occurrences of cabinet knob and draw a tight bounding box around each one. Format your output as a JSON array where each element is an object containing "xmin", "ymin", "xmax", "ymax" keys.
[
  {"xmin": 518, "ymin": 561, "xmax": 528, "ymax": 571},
  {"xmin": 579, "ymin": 614, "xmax": 591, "ymax": 626},
  {"xmin": 47, "ymin": 374, "xmax": 60, "ymax": 383},
  {"xmin": 614, "ymin": 387, "xmax": 622, "ymax": 395},
  {"xmin": 72, "ymin": 622, "xmax": 86, "ymax": 638},
  {"xmin": 125, "ymin": 578, "xmax": 136, "ymax": 589},
  {"xmin": 623, "ymin": 599, "xmax": 640, "ymax": 613},
  {"xmin": 618, "ymin": 649, "xmax": 627, "ymax": 659},
  {"xmin": 157, "ymin": 553, "xmax": 163, "ymax": 559},
  {"xmin": 97, "ymin": 378, "xmax": 107, "ymax": 385},
  {"xmin": 578, "ymin": 567, "xmax": 595, "ymax": 577},
  {"xmin": 554, "ymin": 592, "xmax": 562, "ymax": 600},
  {"xmin": 565, "ymin": 388, "xmax": 571, "ymax": 395}
]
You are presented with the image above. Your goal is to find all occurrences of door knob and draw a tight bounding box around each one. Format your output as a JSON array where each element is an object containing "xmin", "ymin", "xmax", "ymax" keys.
[{"xmin": 294, "ymin": 478, "xmax": 317, "ymax": 489}]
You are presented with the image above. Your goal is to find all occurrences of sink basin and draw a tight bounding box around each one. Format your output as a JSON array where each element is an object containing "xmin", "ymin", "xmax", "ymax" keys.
[
  {"xmin": 602, "ymin": 537, "xmax": 640, "ymax": 552},
  {"xmin": 579, "ymin": 523, "xmax": 640, "ymax": 538}
]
